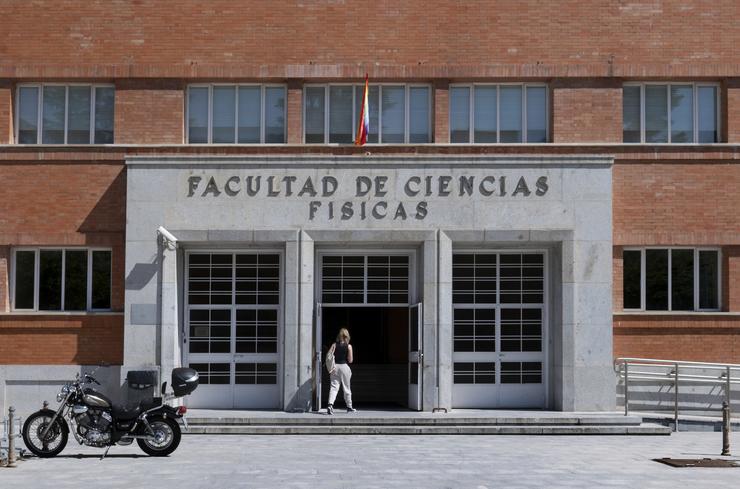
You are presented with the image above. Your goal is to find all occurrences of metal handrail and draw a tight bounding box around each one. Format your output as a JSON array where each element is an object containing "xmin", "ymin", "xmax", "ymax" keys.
[{"xmin": 615, "ymin": 357, "xmax": 735, "ymax": 432}]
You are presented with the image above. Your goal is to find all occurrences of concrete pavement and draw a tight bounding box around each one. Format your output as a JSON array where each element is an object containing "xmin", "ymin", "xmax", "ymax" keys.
[{"xmin": 3, "ymin": 432, "xmax": 740, "ymax": 488}]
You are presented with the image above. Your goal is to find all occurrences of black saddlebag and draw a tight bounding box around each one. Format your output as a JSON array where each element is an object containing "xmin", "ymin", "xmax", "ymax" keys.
[{"xmin": 172, "ymin": 367, "xmax": 199, "ymax": 397}]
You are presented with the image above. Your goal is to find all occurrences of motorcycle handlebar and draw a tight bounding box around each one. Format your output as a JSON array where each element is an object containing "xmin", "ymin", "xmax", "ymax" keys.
[{"xmin": 84, "ymin": 374, "xmax": 101, "ymax": 385}]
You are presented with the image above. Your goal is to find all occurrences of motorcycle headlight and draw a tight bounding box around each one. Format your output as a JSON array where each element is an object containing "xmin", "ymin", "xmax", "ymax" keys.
[{"xmin": 56, "ymin": 384, "xmax": 71, "ymax": 401}]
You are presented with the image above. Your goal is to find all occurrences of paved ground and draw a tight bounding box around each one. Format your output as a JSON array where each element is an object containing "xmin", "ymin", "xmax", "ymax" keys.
[{"xmin": 3, "ymin": 432, "xmax": 740, "ymax": 488}]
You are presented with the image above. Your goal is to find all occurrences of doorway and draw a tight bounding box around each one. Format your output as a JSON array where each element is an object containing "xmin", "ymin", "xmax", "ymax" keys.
[
  {"xmin": 320, "ymin": 307, "xmax": 409, "ymax": 408},
  {"xmin": 314, "ymin": 251, "xmax": 422, "ymax": 411}
]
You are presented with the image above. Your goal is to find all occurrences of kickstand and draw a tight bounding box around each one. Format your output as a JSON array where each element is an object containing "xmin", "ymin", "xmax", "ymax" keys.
[{"xmin": 100, "ymin": 446, "xmax": 111, "ymax": 460}]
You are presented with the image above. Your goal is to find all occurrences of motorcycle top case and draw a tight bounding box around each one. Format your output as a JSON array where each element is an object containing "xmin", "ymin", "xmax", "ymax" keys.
[{"xmin": 171, "ymin": 367, "xmax": 199, "ymax": 397}]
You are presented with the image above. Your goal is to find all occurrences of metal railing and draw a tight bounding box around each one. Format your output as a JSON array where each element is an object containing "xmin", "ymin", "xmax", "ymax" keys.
[{"xmin": 615, "ymin": 357, "xmax": 740, "ymax": 433}]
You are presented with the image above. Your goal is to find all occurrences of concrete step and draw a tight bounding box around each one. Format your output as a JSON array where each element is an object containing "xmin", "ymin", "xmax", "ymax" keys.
[
  {"xmin": 186, "ymin": 414, "xmax": 644, "ymax": 427},
  {"xmin": 183, "ymin": 423, "xmax": 670, "ymax": 435}
]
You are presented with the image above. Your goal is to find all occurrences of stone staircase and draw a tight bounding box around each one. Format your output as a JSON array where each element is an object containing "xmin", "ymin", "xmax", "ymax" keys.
[{"xmin": 183, "ymin": 409, "xmax": 671, "ymax": 435}]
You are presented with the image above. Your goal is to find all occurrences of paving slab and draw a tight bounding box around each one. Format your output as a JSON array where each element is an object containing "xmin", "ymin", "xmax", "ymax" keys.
[{"xmin": 4, "ymin": 432, "xmax": 740, "ymax": 488}]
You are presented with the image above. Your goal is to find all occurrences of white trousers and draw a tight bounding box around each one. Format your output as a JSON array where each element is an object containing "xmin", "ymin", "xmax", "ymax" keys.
[{"xmin": 328, "ymin": 363, "xmax": 353, "ymax": 408}]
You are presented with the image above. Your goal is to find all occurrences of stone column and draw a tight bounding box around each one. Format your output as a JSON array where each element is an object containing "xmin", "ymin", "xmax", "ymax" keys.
[
  {"xmin": 422, "ymin": 236, "xmax": 439, "ymax": 411},
  {"xmin": 159, "ymin": 242, "xmax": 180, "ymax": 392},
  {"xmin": 284, "ymin": 230, "xmax": 314, "ymax": 411},
  {"xmin": 436, "ymin": 231, "xmax": 453, "ymax": 411}
]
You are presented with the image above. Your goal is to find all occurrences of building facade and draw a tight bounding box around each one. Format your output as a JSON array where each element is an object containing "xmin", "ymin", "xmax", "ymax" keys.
[{"xmin": 1, "ymin": 1, "xmax": 739, "ymax": 413}]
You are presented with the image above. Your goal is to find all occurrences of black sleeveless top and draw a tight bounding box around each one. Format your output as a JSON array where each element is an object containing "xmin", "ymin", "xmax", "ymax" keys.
[{"xmin": 334, "ymin": 341, "xmax": 349, "ymax": 364}]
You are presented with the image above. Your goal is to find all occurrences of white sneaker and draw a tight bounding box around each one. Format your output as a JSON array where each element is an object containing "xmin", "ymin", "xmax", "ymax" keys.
[
  {"xmin": 346, "ymin": 407, "xmax": 356, "ymax": 413},
  {"xmin": 327, "ymin": 405, "xmax": 334, "ymax": 415}
]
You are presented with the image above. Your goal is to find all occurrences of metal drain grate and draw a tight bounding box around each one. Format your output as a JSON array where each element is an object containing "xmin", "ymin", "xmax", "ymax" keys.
[{"xmin": 654, "ymin": 458, "xmax": 740, "ymax": 468}]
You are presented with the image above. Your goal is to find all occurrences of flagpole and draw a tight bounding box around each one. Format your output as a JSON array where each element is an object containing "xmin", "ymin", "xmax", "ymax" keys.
[{"xmin": 355, "ymin": 73, "xmax": 369, "ymax": 146}]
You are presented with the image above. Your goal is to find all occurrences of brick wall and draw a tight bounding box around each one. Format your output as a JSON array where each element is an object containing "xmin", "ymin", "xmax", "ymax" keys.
[
  {"xmin": 724, "ymin": 246, "xmax": 740, "ymax": 312},
  {"xmin": 0, "ymin": 81, "xmax": 12, "ymax": 144},
  {"xmin": 613, "ymin": 162, "xmax": 740, "ymax": 246},
  {"xmin": 614, "ymin": 315, "xmax": 740, "ymax": 363},
  {"xmin": 727, "ymin": 79, "xmax": 740, "ymax": 143},
  {"xmin": 286, "ymin": 80, "xmax": 303, "ymax": 144},
  {"xmin": 552, "ymin": 79, "xmax": 622, "ymax": 143},
  {"xmin": 433, "ymin": 80, "xmax": 449, "ymax": 144},
  {"xmin": 115, "ymin": 80, "xmax": 184, "ymax": 144},
  {"xmin": 0, "ymin": 246, "xmax": 8, "ymax": 313},
  {"xmin": 0, "ymin": 1, "xmax": 736, "ymax": 78},
  {"xmin": 0, "ymin": 315, "xmax": 123, "ymax": 365},
  {"xmin": 0, "ymin": 162, "xmax": 126, "ymax": 365}
]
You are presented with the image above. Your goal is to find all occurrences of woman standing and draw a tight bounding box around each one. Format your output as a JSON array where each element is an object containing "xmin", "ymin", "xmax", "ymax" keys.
[{"xmin": 327, "ymin": 328, "xmax": 356, "ymax": 414}]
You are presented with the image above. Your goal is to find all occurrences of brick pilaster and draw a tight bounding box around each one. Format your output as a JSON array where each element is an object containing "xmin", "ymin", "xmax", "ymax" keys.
[
  {"xmin": 286, "ymin": 79, "xmax": 303, "ymax": 144},
  {"xmin": 433, "ymin": 80, "xmax": 449, "ymax": 144}
]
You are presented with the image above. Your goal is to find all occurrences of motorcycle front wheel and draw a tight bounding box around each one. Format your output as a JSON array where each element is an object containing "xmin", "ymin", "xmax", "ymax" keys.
[
  {"xmin": 22, "ymin": 411, "xmax": 69, "ymax": 458},
  {"xmin": 137, "ymin": 417, "xmax": 181, "ymax": 457}
]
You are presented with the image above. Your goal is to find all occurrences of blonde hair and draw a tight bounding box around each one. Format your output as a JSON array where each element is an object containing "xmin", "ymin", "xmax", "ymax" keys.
[{"xmin": 336, "ymin": 328, "xmax": 351, "ymax": 343}]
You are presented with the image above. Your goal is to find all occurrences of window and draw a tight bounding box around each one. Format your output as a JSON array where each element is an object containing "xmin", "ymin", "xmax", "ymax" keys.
[
  {"xmin": 622, "ymin": 83, "xmax": 719, "ymax": 143},
  {"xmin": 186, "ymin": 85, "xmax": 286, "ymax": 144},
  {"xmin": 304, "ymin": 85, "xmax": 430, "ymax": 144},
  {"xmin": 320, "ymin": 254, "xmax": 410, "ymax": 304},
  {"xmin": 622, "ymin": 248, "xmax": 720, "ymax": 311},
  {"xmin": 449, "ymin": 84, "xmax": 548, "ymax": 143},
  {"xmin": 16, "ymin": 85, "xmax": 114, "ymax": 144},
  {"xmin": 12, "ymin": 249, "xmax": 112, "ymax": 311}
]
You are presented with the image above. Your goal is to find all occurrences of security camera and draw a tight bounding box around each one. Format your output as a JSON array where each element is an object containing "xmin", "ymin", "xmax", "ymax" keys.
[{"xmin": 157, "ymin": 226, "xmax": 179, "ymax": 250}]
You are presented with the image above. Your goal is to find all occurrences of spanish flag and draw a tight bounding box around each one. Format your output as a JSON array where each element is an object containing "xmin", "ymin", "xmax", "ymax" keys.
[{"xmin": 355, "ymin": 74, "xmax": 369, "ymax": 146}]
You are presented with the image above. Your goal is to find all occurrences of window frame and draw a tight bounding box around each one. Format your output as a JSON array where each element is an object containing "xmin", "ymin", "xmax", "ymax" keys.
[
  {"xmin": 14, "ymin": 83, "xmax": 115, "ymax": 145},
  {"xmin": 622, "ymin": 82, "xmax": 722, "ymax": 144},
  {"xmin": 185, "ymin": 83, "xmax": 288, "ymax": 144},
  {"xmin": 302, "ymin": 83, "xmax": 433, "ymax": 144},
  {"xmin": 622, "ymin": 246, "xmax": 722, "ymax": 312},
  {"xmin": 10, "ymin": 247, "xmax": 113, "ymax": 312},
  {"xmin": 448, "ymin": 83, "xmax": 550, "ymax": 144}
]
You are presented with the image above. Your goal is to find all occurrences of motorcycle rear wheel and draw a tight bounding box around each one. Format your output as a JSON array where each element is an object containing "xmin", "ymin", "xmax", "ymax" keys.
[
  {"xmin": 137, "ymin": 417, "xmax": 181, "ymax": 457},
  {"xmin": 22, "ymin": 411, "xmax": 68, "ymax": 458}
]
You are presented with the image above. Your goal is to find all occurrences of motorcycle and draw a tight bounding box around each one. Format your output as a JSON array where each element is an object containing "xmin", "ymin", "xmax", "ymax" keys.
[{"xmin": 22, "ymin": 366, "xmax": 199, "ymax": 458}]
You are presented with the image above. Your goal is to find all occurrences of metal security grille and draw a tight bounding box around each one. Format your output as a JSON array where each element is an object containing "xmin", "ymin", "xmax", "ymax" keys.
[
  {"xmin": 186, "ymin": 252, "xmax": 281, "ymax": 408},
  {"xmin": 320, "ymin": 254, "xmax": 410, "ymax": 305},
  {"xmin": 452, "ymin": 252, "xmax": 546, "ymax": 408}
]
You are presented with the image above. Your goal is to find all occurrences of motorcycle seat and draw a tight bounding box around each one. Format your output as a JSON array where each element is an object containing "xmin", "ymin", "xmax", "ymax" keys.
[{"xmin": 112, "ymin": 402, "xmax": 143, "ymax": 420}]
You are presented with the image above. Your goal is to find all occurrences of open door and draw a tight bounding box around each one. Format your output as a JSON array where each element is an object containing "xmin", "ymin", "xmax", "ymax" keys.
[
  {"xmin": 408, "ymin": 303, "xmax": 423, "ymax": 411},
  {"xmin": 314, "ymin": 302, "xmax": 322, "ymax": 411}
]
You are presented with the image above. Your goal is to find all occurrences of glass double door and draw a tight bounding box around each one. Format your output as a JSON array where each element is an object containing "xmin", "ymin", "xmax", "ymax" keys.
[
  {"xmin": 452, "ymin": 252, "xmax": 547, "ymax": 408},
  {"xmin": 184, "ymin": 252, "xmax": 281, "ymax": 409}
]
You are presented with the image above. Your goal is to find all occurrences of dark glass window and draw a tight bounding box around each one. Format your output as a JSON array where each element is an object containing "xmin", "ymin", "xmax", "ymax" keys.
[
  {"xmin": 699, "ymin": 251, "xmax": 719, "ymax": 310},
  {"xmin": 14, "ymin": 251, "xmax": 35, "ymax": 309},
  {"xmin": 64, "ymin": 250, "xmax": 88, "ymax": 311},
  {"xmin": 17, "ymin": 87, "xmax": 39, "ymax": 144},
  {"xmin": 94, "ymin": 87, "xmax": 115, "ymax": 144},
  {"xmin": 623, "ymin": 250, "xmax": 641, "ymax": 309},
  {"xmin": 13, "ymin": 248, "xmax": 111, "ymax": 311},
  {"xmin": 670, "ymin": 249, "xmax": 694, "ymax": 311},
  {"xmin": 39, "ymin": 250, "xmax": 63, "ymax": 310},
  {"xmin": 623, "ymin": 248, "xmax": 720, "ymax": 311},
  {"xmin": 645, "ymin": 249, "xmax": 668, "ymax": 310},
  {"xmin": 17, "ymin": 85, "xmax": 113, "ymax": 144},
  {"xmin": 91, "ymin": 250, "xmax": 112, "ymax": 309},
  {"xmin": 624, "ymin": 84, "xmax": 719, "ymax": 143},
  {"xmin": 306, "ymin": 85, "xmax": 429, "ymax": 144}
]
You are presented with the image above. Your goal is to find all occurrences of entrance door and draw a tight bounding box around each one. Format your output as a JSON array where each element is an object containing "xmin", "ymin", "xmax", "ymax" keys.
[
  {"xmin": 408, "ymin": 303, "xmax": 423, "ymax": 410},
  {"xmin": 185, "ymin": 252, "xmax": 282, "ymax": 409},
  {"xmin": 314, "ymin": 302, "xmax": 323, "ymax": 411},
  {"xmin": 452, "ymin": 252, "xmax": 547, "ymax": 408}
]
